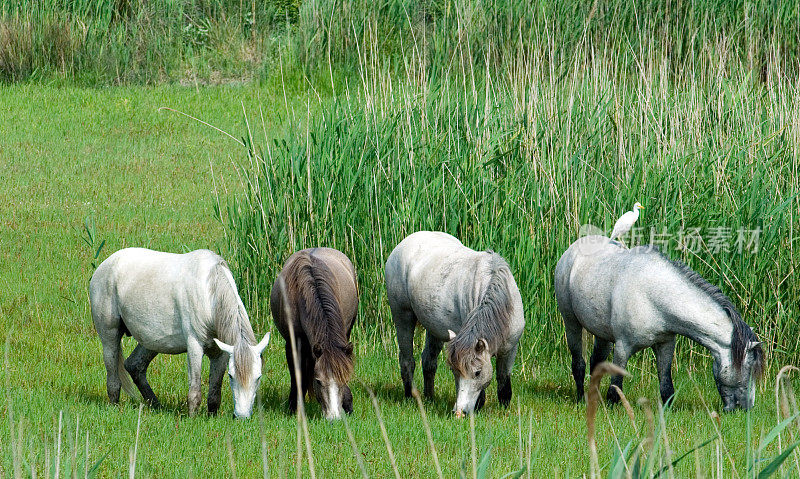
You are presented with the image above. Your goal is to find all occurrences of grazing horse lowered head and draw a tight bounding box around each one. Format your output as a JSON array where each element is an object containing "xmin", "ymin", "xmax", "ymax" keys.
[
  {"xmin": 555, "ymin": 235, "xmax": 764, "ymax": 411},
  {"xmin": 270, "ymin": 248, "xmax": 358, "ymax": 420},
  {"xmin": 89, "ymin": 248, "xmax": 270, "ymax": 418},
  {"xmin": 385, "ymin": 231, "xmax": 525, "ymax": 417}
]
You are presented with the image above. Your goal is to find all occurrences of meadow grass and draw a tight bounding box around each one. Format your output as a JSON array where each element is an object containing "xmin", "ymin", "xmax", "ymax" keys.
[
  {"xmin": 0, "ymin": 0, "xmax": 300, "ymax": 84},
  {"xmin": 0, "ymin": 81, "xmax": 798, "ymax": 478}
]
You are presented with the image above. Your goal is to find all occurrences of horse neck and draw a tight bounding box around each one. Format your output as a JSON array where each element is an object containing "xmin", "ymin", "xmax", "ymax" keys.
[
  {"xmin": 215, "ymin": 293, "xmax": 256, "ymax": 347},
  {"xmin": 211, "ymin": 262, "xmax": 256, "ymax": 347},
  {"xmin": 663, "ymin": 283, "xmax": 733, "ymax": 362},
  {"xmin": 456, "ymin": 258, "xmax": 514, "ymax": 353}
]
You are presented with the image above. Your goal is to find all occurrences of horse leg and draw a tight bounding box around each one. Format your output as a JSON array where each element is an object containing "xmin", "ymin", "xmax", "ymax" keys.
[
  {"xmin": 393, "ymin": 308, "xmax": 417, "ymax": 398},
  {"xmin": 285, "ymin": 342, "xmax": 299, "ymax": 414},
  {"xmin": 564, "ymin": 320, "xmax": 586, "ymax": 403},
  {"xmin": 606, "ymin": 342, "xmax": 632, "ymax": 405},
  {"xmin": 589, "ymin": 338, "xmax": 613, "ymax": 373},
  {"xmin": 301, "ymin": 345, "xmax": 315, "ymax": 399},
  {"xmin": 654, "ymin": 339, "xmax": 676, "ymax": 406},
  {"xmin": 475, "ymin": 390, "xmax": 486, "ymax": 411},
  {"xmin": 124, "ymin": 344, "xmax": 161, "ymax": 409},
  {"xmin": 98, "ymin": 328, "xmax": 125, "ymax": 404},
  {"xmin": 207, "ymin": 351, "xmax": 228, "ymax": 415},
  {"xmin": 421, "ymin": 333, "xmax": 443, "ymax": 399},
  {"xmin": 496, "ymin": 343, "xmax": 519, "ymax": 408},
  {"xmin": 186, "ymin": 337, "xmax": 204, "ymax": 415}
]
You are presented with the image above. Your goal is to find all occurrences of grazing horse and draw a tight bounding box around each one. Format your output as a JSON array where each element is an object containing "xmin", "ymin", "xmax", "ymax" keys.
[
  {"xmin": 385, "ymin": 231, "xmax": 525, "ymax": 417},
  {"xmin": 270, "ymin": 248, "xmax": 358, "ymax": 420},
  {"xmin": 555, "ymin": 236, "xmax": 764, "ymax": 411},
  {"xmin": 89, "ymin": 248, "xmax": 270, "ymax": 418}
]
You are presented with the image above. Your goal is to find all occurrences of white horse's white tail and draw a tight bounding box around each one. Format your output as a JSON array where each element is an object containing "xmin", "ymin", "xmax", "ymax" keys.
[{"xmin": 116, "ymin": 349, "xmax": 141, "ymax": 401}]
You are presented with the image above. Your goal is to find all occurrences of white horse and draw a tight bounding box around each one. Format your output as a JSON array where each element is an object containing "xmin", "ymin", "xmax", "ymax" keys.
[
  {"xmin": 555, "ymin": 236, "xmax": 763, "ymax": 411},
  {"xmin": 385, "ymin": 231, "xmax": 525, "ymax": 416},
  {"xmin": 89, "ymin": 248, "xmax": 270, "ymax": 418}
]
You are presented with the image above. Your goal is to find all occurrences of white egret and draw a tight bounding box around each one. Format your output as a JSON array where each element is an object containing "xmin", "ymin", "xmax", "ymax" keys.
[{"xmin": 610, "ymin": 202, "xmax": 644, "ymax": 247}]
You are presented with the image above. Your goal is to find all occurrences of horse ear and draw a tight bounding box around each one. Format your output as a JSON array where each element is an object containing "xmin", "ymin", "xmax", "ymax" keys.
[
  {"xmin": 747, "ymin": 341, "xmax": 761, "ymax": 351},
  {"xmin": 312, "ymin": 344, "xmax": 323, "ymax": 358},
  {"xmin": 448, "ymin": 329, "xmax": 456, "ymax": 341},
  {"xmin": 255, "ymin": 332, "xmax": 271, "ymax": 354},
  {"xmin": 345, "ymin": 343, "xmax": 354, "ymax": 356},
  {"xmin": 214, "ymin": 338, "xmax": 234, "ymax": 354},
  {"xmin": 475, "ymin": 338, "xmax": 488, "ymax": 354}
]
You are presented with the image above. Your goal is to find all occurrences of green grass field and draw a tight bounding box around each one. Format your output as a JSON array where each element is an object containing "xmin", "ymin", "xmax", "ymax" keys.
[
  {"xmin": 0, "ymin": 83, "xmax": 798, "ymax": 478},
  {"xmin": 3, "ymin": 1, "xmax": 800, "ymax": 477}
]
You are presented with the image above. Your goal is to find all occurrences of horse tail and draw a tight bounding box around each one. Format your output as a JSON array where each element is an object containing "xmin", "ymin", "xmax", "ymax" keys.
[
  {"xmin": 295, "ymin": 253, "xmax": 354, "ymax": 384},
  {"xmin": 116, "ymin": 349, "xmax": 140, "ymax": 401}
]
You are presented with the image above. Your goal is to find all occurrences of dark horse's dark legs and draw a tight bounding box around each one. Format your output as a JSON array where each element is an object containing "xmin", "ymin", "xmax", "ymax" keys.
[
  {"xmin": 207, "ymin": 351, "xmax": 227, "ymax": 415},
  {"xmin": 286, "ymin": 341, "xmax": 300, "ymax": 413},
  {"xmin": 342, "ymin": 384, "xmax": 353, "ymax": 414},
  {"xmin": 124, "ymin": 344, "xmax": 161, "ymax": 408},
  {"xmin": 301, "ymin": 348, "xmax": 315, "ymax": 398},
  {"xmin": 564, "ymin": 321, "xmax": 586, "ymax": 402},
  {"xmin": 393, "ymin": 308, "xmax": 417, "ymax": 398},
  {"xmin": 654, "ymin": 339, "xmax": 676, "ymax": 406},
  {"xmin": 286, "ymin": 336, "xmax": 316, "ymax": 414},
  {"xmin": 475, "ymin": 390, "xmax": 486, "ymax": 411},
  {"xmin": 496, "ymin": 343, "xmax": 518, "ymax": 407},
  {"xmin": 589, "ymin": 338, "xmax": 613, "ymax": 373},
  {"xmin": 421, "ymin": 333, "xmax": 443, "ymax": 398},
  {"xmin": 606, "ymin": 342, "xmax": 632, "ymax": 404}
]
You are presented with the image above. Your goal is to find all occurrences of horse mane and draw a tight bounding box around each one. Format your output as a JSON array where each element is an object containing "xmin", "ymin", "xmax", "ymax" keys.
[
  {"xmin": 659, "ymin": 251, "xmax": 764, "ymax": 378},
  {"xmin": 210, "ymin": 260, "xmax": 257, "ymax": 384},
  {"xmin": 286, "ymin": 251, "xmax": 353, "ymax": 384},
  {"xmin": 447, "ymin": 252, "xmax": 514, "ymax": 376}
]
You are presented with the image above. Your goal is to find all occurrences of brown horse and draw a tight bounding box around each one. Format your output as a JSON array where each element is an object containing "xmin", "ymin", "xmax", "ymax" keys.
[{"xmin": 270, "ymin": 248, "xmax": 358, "ymax": 420}]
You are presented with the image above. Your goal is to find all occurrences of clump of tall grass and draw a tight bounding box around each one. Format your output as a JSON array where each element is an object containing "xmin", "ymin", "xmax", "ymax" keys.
[
  {"xmin": 219, "ymin": 1, "xmax": 799, "ymax": 370},
  {"xmin": 586, "ymin": 363, "xmax": 800, "ymax": 479},
  {"xmin": 4, "ymin": 0, "xmax": 800, "ymax": 86},
  {"xmin": 0, "ymin": 0, "xmax": 292, "ymax": 84}
]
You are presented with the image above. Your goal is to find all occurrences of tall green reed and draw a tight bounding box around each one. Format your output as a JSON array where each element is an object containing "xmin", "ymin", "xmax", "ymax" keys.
[
  {"xmin": 219, "ymin": 0, "xmax": 799, "ymax": 370},
  {"xmin": 0, "ymin": 0, "xmax": 289, "ymax": 84}
]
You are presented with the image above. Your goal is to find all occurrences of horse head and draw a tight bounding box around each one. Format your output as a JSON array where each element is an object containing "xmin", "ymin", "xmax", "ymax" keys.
[
  {"xmin": 214, "ymin": 332, "xmax": 271, "ymax": 418},
  {"xmin": 713, "ymin": 339, "xmax": 763, "ymax": 411},
  {"xmin": 448, "ymin": 330, "xmax": 493, "ymax": 417},
  {"xmin": 312, "ymin": 343, "xmax": 354, "ymax": 420}
]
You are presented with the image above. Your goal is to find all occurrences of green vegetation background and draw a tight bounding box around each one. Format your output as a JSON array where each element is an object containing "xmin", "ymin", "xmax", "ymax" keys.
[{"xmin": 1, "ymin": 0, "xmax": 799, "ymax": 477}]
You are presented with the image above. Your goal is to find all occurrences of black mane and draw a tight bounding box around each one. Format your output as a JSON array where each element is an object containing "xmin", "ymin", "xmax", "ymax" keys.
[{"xmin": 655, "ymin": 249, "xmax": 764, "ymax": 377}]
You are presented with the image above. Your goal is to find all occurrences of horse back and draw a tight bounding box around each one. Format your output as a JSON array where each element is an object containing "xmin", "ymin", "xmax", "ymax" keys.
[
  {"xmin": 90, "ymin": 248, "xmax": 222, "ymax": 352},
  {"xmin": 270, "ymin": 248, "xmax": 358, "ymax": 343},
  {"xmin": 556, "ymin": 237, "xmax": 690, "ymax": 344},
  {"xmin": 386, "ymin": 232, "xmax": 523, "ymax": 345}
]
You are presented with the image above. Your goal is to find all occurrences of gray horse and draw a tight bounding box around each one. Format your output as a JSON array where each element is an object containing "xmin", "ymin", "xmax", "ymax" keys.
[
  {"xmin": 555, "ymin": 236, "xmax": 764, "ymax": 411},
  {"xmin": 385, "ymin": 231, "xmax": 525, "ymax": 416},
  {"xmin": 89, "ymin": 248, "xmax": 270, "ymax": 418}
]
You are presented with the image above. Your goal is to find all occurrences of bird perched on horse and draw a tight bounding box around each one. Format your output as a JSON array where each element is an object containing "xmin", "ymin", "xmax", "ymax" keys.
[{"xmin": 610, "ymin": 202, "xmax": 644, "ymax": 247}]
